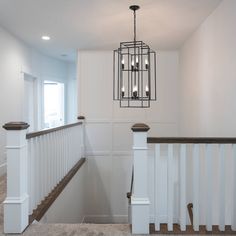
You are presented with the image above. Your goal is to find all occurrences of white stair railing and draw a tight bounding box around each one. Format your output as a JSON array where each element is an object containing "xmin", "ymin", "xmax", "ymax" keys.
[
  {"xmin": 3, "ymin": 117, "xmax": 85, "ymax": 233},
  {"xmin": 131, "ymin": 124, "xmax": 236, "ymax": 234},
  {"xmin": 149, "ymin": 138, "xmax": 236, "ymax": 233}
]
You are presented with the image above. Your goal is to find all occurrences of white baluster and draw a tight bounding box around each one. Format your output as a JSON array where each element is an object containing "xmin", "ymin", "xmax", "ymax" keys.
[
  {"xmin": 35, "ymin": 137, "xmax": 40, "ymax": 207},
  {"xmin": 180, "ymin": 144, "xmax": 187, "ymax": 231},
  {"xmin": 55, "ymin": 132, "xmax": 59, "ymax": 183},
  {"xmin": 54, "ymin": 132, "xmax": 57, "ymax": 185},
  {"xmin": 66, "ymin": 129, "xmax": 70, "ymax": 171},
  {"xmin": 39, "ymin": 136, "xmax": 43, "ymax": 202},
  {"xmin": 28, "ymin": 140, "xmax": 31, "ymax": 215},
  {"xmin": 50, "ymin": 133, "xmax": 55, "ymax": 189},
  {"xmin": 193, "ymin": 144, "xmax": 200, "ymax": 231},
  {"xmin": 49, "ymin": 133, "xmax": 53, "ymax": 191},
  {"xmin": 232, "ymin": 144, "xmax": 236, "ymax": 231},
  {"xmin": 45, "ymin": 134, "xmax": 49, "ymax": 196},
  {"xmin": 58, "ymin": 130, "xmax": 62, "ymax": 179},
  {"xmin": 167, "ymin": 144, "xmax": 174, "ymax": 231},
  {"xmin": 29, "ymin": 139, "xmax": 34, "ymax": 214},
  {"xmin": 206, "ymin": 144, "xmax": 212, "ymax": 231},
  {"xmin": 154, "ymin": 144, "xmax": 161, "ymax": 231},
  {"xmin": 32, "ymin": 138, "xmax": 37, "ymax": 211},
  {"xmin": 65, "ymin": 129, "xmax": 68, "ymax": 172},
  {"xmin": 61, "ymin": 130, "xmax": 64, "ymax": 176},
  {"xmin": 41, "ymin": 135, "xmax": 46, "ymax": 200},
  {"xmin": 219, "ymin": 144, "xmax": 225, "ymax": 231},
  {"xmin": 62, "ymin": 129, "xmax": 66, "ymax": 176},
  {"xmin": 72, "ymin": 127, "xmax": 75, "ymax": 165},
  {"xmin": 60, "ymin": 130, "xmax": 64, "ymax": 177}
]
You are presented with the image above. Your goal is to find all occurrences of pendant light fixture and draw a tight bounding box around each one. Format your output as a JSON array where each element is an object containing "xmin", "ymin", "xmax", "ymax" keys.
[{"xmin": 113, "ymin": 5, "xmax": 157, "ymax": 108}]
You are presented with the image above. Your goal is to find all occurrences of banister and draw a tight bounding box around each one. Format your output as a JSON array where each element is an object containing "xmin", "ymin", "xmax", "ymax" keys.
[
  {"xmin": 147, "ymin": 137, "xmax": 236, "ymax": 144},
  {"xmin": 29, "ymin": 157, "xmax": 86, "ymax": 223},
  {"xmin": 126, "ymin": 166, "xmax": 134, "ymax": 201},
  {"xmin": 26, "ymin": 122, "xmax": 82, "ymax": 139}
]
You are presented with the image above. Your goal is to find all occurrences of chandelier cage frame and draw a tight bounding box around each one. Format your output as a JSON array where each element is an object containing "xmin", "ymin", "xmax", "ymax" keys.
[{"xmin": 113, "ymin": 5, "xmax": 157, "ymax": 108}]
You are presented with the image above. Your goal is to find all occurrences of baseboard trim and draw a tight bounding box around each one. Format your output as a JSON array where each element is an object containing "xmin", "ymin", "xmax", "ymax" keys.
[{"xmin": 83, "ymin": 215, "xmax": 128, "ymax": 224}]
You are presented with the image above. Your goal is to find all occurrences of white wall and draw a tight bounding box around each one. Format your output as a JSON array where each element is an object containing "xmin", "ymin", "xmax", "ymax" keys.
[
  {"xmin": 66, "ymin": 62, "xmax": 78, "ymax": 124},
  {"xmin": 77, "ymin": 50, "xmax": 179, "ymax": 222},
  {"xmin": 179, "ymin": 0, "xmax": 236, "ymax": 137},
  {"xmin": 179, "ymin": 0, "xmax": 236, "ymax": 225},
  {"xmin": 40, "ymin": 163, "xmax": 86, "ymax": 224},
  {"xmin": 0, "ymin": 25, "xmax": 77, "ymax": 176}
]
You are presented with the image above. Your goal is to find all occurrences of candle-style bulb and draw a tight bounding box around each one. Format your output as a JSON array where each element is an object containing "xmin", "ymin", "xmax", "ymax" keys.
[
  {"xmin": 136, "ymin": 56, "xmax": 139, "ymax": 69},
  {"xmin": 133, "ymin": 85, "xmax": 138, "ymax": 99},
  {"xmin": 121, "ymin": 86, "xmax": 125, "ymax": 97},
  {"xmin": 145, "ymin": 85, "xmax": 149, "ymax": 97},
  {"xmin": 121, "ymin": 58, "xmax": 125, "ymax": 70},
  {"xmin": 131, "ymin": 60, "xmax": 134, "ymax": 71},
  {"xmin": 145, "ymin": 58, "xmax": 149, "ymax": 70}
]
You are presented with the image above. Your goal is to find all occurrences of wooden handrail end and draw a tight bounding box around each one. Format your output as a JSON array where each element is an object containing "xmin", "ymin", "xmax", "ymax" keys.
[
  {"xmin": 3, "ymin": 122, "xmax": 29, "ymax": 130},
  {"xmin": 131, "ymin": 123, "xmax": 150, "ymax": 132},
  {"xmin": 77, "ymin": 116, "xmax": 85, "ymax": 120}
]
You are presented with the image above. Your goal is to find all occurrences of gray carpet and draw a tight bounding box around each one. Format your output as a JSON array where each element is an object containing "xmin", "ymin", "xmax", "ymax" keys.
[
  {"xmin": 23, "ymin": 223, "xmax": 133, "ymax": 236},
  {"xmin": 0, "ymin": 175, "xmax": 133, "ymax": 236}
]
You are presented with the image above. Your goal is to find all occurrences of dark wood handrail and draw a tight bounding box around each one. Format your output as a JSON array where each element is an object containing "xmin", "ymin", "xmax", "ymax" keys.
[
  {"xmin": 29, "ymin": 157, "xmax": 86, "ymax": 223},
  {"xmin": 127, "ymin": 166, "xmax": 134, "ymax": 201},
  {"xmin": 26, "ymin": 122, "xmax": 82, "ymax": 139},
  {"xmin": 147, "ymin": 137, "xmax": 236, "ymax": 144}
]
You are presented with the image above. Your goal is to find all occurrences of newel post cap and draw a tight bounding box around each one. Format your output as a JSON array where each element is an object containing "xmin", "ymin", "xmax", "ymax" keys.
[
  {"xmin": 77, "ymin": 116, "xmax": 85, "ymax": 120},
  {"xmin": 131, "ymin": 123, "xmax": 150, "ymax": 132},
  {"xmin": 3, "ymin": 122, "xmax": 30, "ymax": 130}
]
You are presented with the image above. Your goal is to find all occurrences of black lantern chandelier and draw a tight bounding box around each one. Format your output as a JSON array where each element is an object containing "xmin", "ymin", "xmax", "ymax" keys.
[{"xmin": 113, "ymin": 5, "xmax": 157, "ymax": 108}]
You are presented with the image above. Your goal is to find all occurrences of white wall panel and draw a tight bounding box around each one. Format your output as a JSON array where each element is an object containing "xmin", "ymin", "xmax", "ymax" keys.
[
  {"xmin": 112, "ymin": 122, "xmax": 133, "ymax": 152},
  {"xmin": 77, "ymin": 50, "xmax": 179, "ymax": 222},
  {"xmin": 78, "ymin": 51, "xmax": 113, "ymax": 120},
  {"xmin": 85, "ymin": 123, "xmax": 112, "ymax": 155},
  {"xmin": 40, "ymin": 163, "xmax": 86, "ymax": 223}
]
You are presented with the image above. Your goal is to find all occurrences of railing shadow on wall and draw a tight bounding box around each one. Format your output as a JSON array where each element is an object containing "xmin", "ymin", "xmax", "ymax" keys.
[
  {"xmin": 2, "ymin": 116, "xmax": 86, "ymax": 234},
  {"xmin": 130, "ymin": 123, "xmax": 236, "ymax": 235}
]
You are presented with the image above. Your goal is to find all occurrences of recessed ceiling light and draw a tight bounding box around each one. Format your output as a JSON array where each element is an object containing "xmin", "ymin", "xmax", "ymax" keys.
[{"xmin": 42, "ymin": 35, "xmax": 50, "ymax": 41}]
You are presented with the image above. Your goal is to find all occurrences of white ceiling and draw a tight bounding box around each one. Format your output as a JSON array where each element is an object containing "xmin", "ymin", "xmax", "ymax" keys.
[{"xmin": 0, "ymin": 0, "xmax": 221, "ymax": 61}]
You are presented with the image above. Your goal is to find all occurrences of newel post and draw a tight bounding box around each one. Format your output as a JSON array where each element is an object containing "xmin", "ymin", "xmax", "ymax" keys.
[
  {"xmin": 78, "ymin": 116, "xmax": 85, "ymax": 157},
  {"xmin": 131, "ymin": 123, "xmax": 150, "ymax": 234},
  {"xmin": 2, "ymin": 122, "xmax": 29, "ymax": 233}
]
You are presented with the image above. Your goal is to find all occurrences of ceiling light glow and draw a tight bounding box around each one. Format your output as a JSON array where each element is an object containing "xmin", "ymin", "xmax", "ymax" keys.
[{"xmin": 42, "ymin": 35, "xmax": 50, "ymax": 41}]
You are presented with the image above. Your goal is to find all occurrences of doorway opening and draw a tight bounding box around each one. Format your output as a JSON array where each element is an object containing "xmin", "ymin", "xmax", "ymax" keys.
[
  {"xmin": 44, "ymin": 81, "xmax": 65, "ymax": 129},
  {"xmin": 23, "ymin": 74, "xmax": 38, "ymax": 132}
]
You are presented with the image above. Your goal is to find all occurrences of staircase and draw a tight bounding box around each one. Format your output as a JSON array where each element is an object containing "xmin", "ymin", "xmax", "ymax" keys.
[{"xmin": 1, "ymin": 120, "xmax": 236, "ymax": 235}]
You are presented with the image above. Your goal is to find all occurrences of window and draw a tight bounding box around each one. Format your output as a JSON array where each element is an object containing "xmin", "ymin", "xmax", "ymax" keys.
[{"xmin": 44, "ymin": 81, "xmax": 64, "ymax": 128}]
